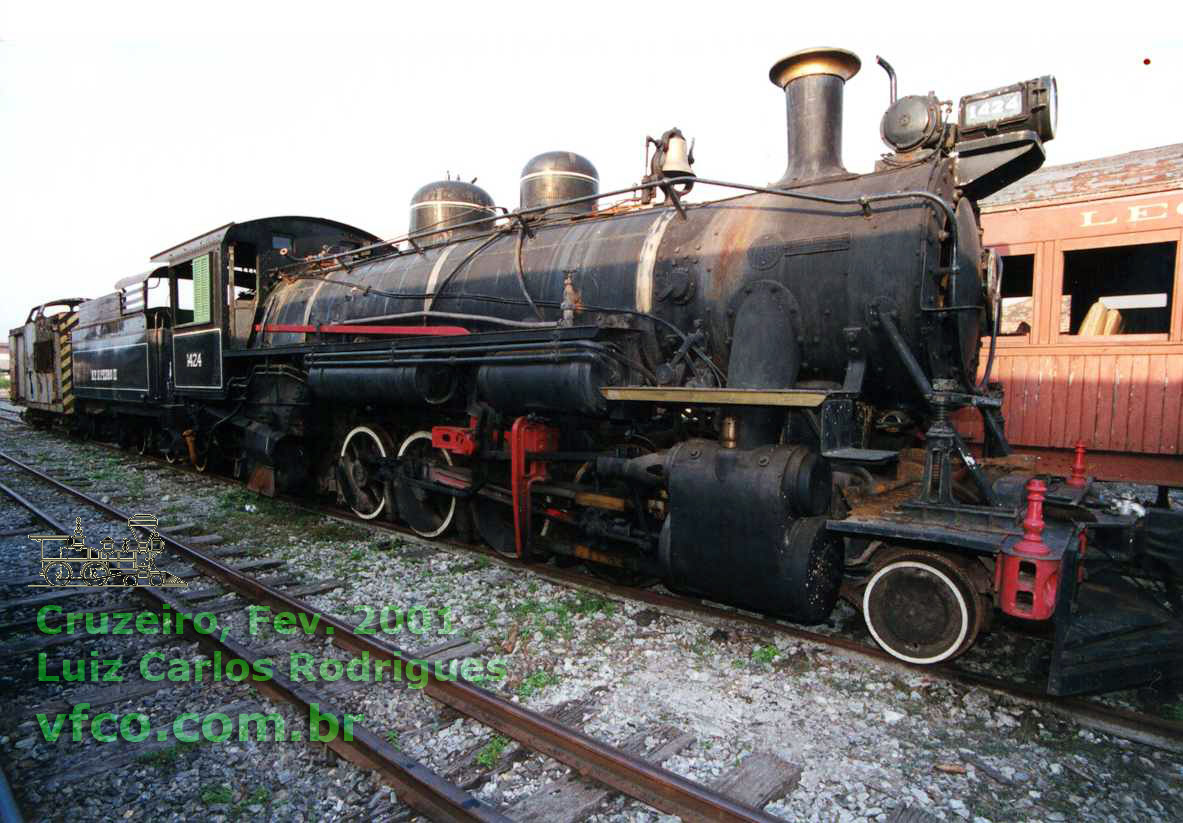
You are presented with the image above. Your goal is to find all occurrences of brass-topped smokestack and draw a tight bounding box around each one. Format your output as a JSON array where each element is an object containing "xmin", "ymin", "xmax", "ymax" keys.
[{"xmin": 768, "ymin": 47, "xmax": 861, "ymax": 188}]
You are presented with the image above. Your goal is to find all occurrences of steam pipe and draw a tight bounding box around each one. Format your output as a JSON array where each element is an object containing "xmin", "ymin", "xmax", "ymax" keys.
[
  {"xmin": 876, "ymin": 55, "xmax": 897, "ymax": 104},
  {"xmin": 878, "ymin": 310, "xmax": 933, "ymax": 398},
  {"xmin": 977, "ymin": 291, "xmax": 1001, "ymax": 392},
  {"xmin": 340, "ymin": 309, "xmax": 558, "ymax": 329},
  {"xmin": 288, "ymin": 176, "xmax": 958, "ymax": 277}
]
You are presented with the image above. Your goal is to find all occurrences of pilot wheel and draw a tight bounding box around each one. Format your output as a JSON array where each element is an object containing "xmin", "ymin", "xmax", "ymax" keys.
[{"xmin": 862, "ymin": 551, "xmax": 982, "ymax": 664}]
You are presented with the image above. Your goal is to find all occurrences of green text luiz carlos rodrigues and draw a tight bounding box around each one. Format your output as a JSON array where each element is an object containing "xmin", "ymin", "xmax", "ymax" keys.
[{"xmin": 32, "ymin": 602, "xmax": 506, "ymax": 744}]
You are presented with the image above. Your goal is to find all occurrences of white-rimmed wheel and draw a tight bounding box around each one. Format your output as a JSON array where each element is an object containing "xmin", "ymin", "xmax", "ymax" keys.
[
  {"xmin": 395, "ymin": 430, "xmax": 456, "ymax": 538},
  {"xmin": 862, "ymin": 552, "xmax": 981, "ymax": 665},
  {"xmin": 339, "ymin": 425, "xmax": 395, "ymax": 520},
  {"xmin": 193, "ymin": 430, "xmax": 219, "ymax": 473}
]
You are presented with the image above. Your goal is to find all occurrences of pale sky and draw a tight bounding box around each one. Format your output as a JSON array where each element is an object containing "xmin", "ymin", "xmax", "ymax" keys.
[{"xmin": 2, "ymin": 1, "xmax": 1180, "ymax": 335}]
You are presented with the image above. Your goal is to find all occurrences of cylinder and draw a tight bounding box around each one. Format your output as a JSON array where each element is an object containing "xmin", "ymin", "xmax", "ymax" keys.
[
  {"xmin": 409, "ymin": 180, "xmax": 496, "ymax": 244},
  {"xmin": 307, "ymin": 365, "xmax": 456, "ymax": 406},
  {"xmin": 477, "ymin": 362, "xmax": 606, "ymax": 416},
  {"xmin": 768, "ymin": 47, "xmax": 861, "ymax": 188},
  {"xmin": 519, "ymin": 151, "xmax": 599, "ymax": 217},
  {"xmin": 661, "ymin": 440, "xmax": 839, "ymax": 623}
]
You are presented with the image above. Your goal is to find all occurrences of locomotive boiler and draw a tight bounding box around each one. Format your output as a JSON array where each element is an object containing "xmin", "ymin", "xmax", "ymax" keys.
[{"xmin": 13, "ymin": 47, "xmax": 1180, "ymax": 695}]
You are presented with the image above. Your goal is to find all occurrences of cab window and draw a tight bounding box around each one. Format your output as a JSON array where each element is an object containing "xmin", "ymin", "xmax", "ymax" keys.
[
  {"xmin": 146, "ymin": 274, "xmax": 170, "ymax": 309},
  {"xmin": 173, "ymin": 254, "xmax": 212, "ymax": 326}
]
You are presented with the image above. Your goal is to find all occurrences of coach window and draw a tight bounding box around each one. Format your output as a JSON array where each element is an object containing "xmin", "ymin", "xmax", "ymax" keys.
[
  {"xmin": 998, "ymin": 253, "xmax": 1035, "ymax": 338},
  {"xmin": 1060, "ymin": 241, "xmax": 1176, "ymax": 336}
]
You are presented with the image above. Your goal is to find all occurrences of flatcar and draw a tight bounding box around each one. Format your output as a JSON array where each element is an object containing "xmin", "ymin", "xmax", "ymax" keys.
[{"xmin": 10, "ymin": 47, "xmax": 1180, "ymax": 695}]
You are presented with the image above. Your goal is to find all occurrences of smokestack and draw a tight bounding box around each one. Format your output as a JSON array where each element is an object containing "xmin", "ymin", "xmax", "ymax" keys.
[{"xmin": 768, "ymin": 47, "xmax": 861, "ymax": 188}]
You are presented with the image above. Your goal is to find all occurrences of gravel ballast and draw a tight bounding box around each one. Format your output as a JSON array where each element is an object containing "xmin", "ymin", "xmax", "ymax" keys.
[{"xmin": 0, "ymin": 419, "xmax": 1180, "ymax": 822}]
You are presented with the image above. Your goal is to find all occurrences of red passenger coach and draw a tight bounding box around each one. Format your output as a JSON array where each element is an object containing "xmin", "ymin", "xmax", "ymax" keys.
[{"xmin": 973, "ymin": 144, "xmax": 1183, "ymax": 489}]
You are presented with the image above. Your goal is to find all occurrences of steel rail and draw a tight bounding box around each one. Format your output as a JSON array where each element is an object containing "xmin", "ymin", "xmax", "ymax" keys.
[
  {"xmin": 0, "ymin": 450, "xmax": 780, "ymax": 823},
  {"xmin": 0, "ymin": 763, "xmax": 21, "ymax": 823},
  {"xmin": 0, "ymin": 475, "xmax": 508, "ymax": 823},
  {"xmin": 526, "ymin": 565, "xmax": 1183, "ymax": 754}
]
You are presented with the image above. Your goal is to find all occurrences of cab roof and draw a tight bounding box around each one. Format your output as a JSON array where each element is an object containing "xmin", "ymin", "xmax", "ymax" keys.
[{"xmin": 149, "ymin": 216, "xmax": 381, "ymax": 266}]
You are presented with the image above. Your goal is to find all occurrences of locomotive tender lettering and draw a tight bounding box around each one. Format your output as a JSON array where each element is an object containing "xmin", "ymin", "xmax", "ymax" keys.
[
  {"xmin": 89, "ymin": 368, "xmax": 117, "ymax": 381},
  {"xmin": 186, "ymin": 352, "xmax": 202, "ymax": 368}
]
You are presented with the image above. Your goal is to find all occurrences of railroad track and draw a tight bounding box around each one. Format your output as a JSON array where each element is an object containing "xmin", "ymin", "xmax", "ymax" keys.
[
  {"xmin": 329, "ymin": 515, "xmax": 1183, "ymax": 754},
  {"xmin": 0, "ymin": 449, "xmax": 794, "ymax": 822},
  {"xmin": 3, "ymin": 412, "xmax": 1182, "ymax": 756}
]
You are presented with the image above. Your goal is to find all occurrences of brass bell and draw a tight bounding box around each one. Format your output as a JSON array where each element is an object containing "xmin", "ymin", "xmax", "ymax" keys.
[{"xmin": 661, "ymin": 132, "xmax": 695, "ymax": 178}]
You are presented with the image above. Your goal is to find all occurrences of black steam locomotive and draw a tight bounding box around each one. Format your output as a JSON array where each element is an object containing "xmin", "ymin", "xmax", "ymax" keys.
[{"xmin": 10, "ymin": 48, "xmax": 1180, "ymax": 694}]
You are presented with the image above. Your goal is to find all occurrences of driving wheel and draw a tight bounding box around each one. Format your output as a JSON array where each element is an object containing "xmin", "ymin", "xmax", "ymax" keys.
[{"xmin": 339, "ymin": 425, "xmax": 395, "ymax": 520}]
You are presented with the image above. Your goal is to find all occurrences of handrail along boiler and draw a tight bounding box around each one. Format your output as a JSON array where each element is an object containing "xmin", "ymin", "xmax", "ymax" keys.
[{"xmin": 9, "ymin": 47, "xmax": 1179, "ymax": 696}]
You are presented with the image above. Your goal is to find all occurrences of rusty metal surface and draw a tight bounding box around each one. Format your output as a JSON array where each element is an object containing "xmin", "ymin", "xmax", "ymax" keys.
[
  {"xmin": 982, "ymin": 143, "xmax": 1183, "ymax": 209},
  {"xmin": 0, "ymin": 449, "xmax": 780, "ymax": 823},
  {"xmin": 8, "ymin": 310, "xmax": 77, "ymax": 415},
  {"xmin": 1006, "ymin": 444, "xmax": 1183, "ymax": 486}
]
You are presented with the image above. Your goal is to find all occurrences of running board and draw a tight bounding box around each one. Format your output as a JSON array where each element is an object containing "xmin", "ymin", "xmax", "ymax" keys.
[{"xmin": 601, "ymin": 386, "xmax": 831, "ymax": 407}]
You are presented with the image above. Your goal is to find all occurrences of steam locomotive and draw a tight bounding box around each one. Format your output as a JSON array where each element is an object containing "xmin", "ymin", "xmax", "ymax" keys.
[{"xmin": 10, "ymin": 48, "xmax": 1180, "ymax": 695}]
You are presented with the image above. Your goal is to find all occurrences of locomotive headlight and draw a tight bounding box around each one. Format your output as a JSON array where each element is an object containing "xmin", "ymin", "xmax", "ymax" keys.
[{"xmin": 958, "ymin": 75, "xmax": 1057, "ymax": 142}]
